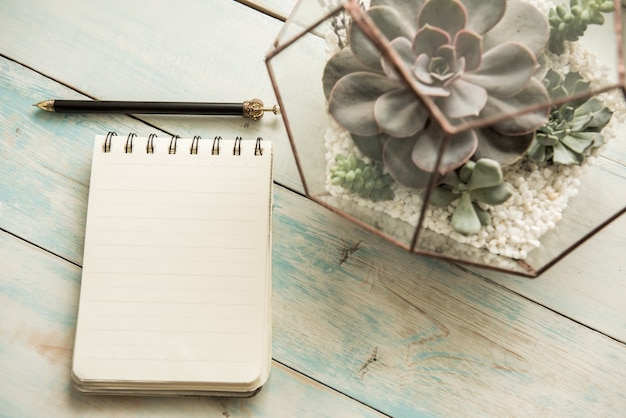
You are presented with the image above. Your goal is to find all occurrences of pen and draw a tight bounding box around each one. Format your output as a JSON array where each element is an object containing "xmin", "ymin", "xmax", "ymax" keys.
[{"xmin": 34, "ymin": 98, "xmax": 280, "ymax": 120}]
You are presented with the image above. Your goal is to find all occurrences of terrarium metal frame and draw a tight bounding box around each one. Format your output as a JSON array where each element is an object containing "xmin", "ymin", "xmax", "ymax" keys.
[{"xmin": 266, "ymin": 0, "xmax": 626, "ymax": 277}]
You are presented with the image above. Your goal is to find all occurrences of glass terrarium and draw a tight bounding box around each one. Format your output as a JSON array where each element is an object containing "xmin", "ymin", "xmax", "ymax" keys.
[{"xmin": 266, "ymin": 0, "xmax": 626, "ymax": 277}]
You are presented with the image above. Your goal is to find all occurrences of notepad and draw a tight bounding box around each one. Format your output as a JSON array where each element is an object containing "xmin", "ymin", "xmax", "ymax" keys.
[{"xmin": 72, "ymin": 133, "xmax": 273, "ymax": 396}]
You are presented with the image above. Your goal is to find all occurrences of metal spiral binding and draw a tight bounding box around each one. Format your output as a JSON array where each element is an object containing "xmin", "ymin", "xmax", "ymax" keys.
[
  {"xmin": 233, "ymin": 136, "xmax": 242, "ymax": 156},
  {"xmin": 125, "ymin": 133, "xmax": 136, "ymax": 154},
  {"xmin": 190, "ymin": 135, "xmax": 201, "ymax": 155},
  {"xmin": 103, "ymin": 133, "xmax": 265, "ymax": 156},
  {"xmin": 146, "ymin": 134, "xmax": 157, "ymax": 154},
  {"xmin": 212, "ymin": 136, "xmax": 221, "ymax": 155},
  {"xmin": 169, "ymin": 135, "xmax": 179, "ymax": 154},
  {"xmin": 254, "ymin": 137, "xmax": 263, "ymax": 156},
  {"xmin": 103, "ymin": 131, "xmax": 116, "ymax": 153}
]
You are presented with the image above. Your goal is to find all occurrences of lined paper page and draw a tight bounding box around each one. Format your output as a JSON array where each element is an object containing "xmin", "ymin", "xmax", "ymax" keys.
[{"xmin": 73, "ymin": 135, "xmax": 272, "ymax": 389}]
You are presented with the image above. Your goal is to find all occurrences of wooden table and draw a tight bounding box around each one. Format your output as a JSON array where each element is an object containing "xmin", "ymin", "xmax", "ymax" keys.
[{"xmin": 1, "ymin": 1, "xmax": 625, "ymax": 416}]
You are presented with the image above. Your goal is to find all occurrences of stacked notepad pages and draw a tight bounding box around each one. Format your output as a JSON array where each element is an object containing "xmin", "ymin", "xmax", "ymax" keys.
[{"xmin": 72, "ymin": 134, "xmax": 273, "ymax": 396}]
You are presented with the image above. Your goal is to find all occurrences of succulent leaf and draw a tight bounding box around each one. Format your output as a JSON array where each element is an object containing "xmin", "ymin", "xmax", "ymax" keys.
[
  {"xmin": 413, "ymin": 25, "xmax": 451, "ymax": 58},
  {"xmin": 375, "ymin": 88, "xmax": 428, "ymax": 137},
  {"xmin": 371, "ymin": 0, "xmax": 425, "ymax": 30},
  {"xmin": 451, "ymin": 192, "xmax": 483, "ymax": 235},
  {"xmin": 439, "ymin": 78, "xmax": 487, "ymax": 118},
  {"xmin": 474, "ymin": 128, "xmax": 534, "ymax": 166},
  {"xmin": 482, "ymin": 1, "xmax": 549, "ymax": 56},
  {"xmin": 462, "ymin": 42, "xmax": 537, "ymax": 97},
  {"xmin": 323, "ymin": 48, "xmax": 377, "ymax": 100},
  {"xmin": 384, "ymin": 38, "xmax": 418, "ymax": 81},
  {"xmin": 528, "ymin": 141, "xmax": 547, "ymax": 162},
  {"xmin": 458, "ymin": 0, "xmax": 506, "ymax": 35},
  {"xmin": 418, "ymin": 0, "xmax": 467, "ymax": 38},
  {"xmin": 442, "ymin": 170, "xmax": 464, "ymax": 188},
  {"xmin": 458, "ymin": 160, "xmax": 474, "ymax": 183},
  {"xmin": 429, "ymin": 186, "xmax": 459, "ymax": 206},
  {"xmin": 411, "ymin": 124, "xmax": 477, "ymax": 174},
  {"xmin": 563, "ymin": 71, "xmax": 591, "ymax": 96},
  {"xmin": 383, "ymin": 137, "xmax": 434, "ymax": 189},
  {"xmin": 467, "ymin": 158, "xmax": 503, "ymax": 190},
  {"xmin": 352, "ymin": 134, "xmax": 386, "ymax": 161},
  {"xmin": 479, "ymin": 77, "xmax": 550, "ymax": 135},
  {"xmin": 350, "ymin": 6, "xmax": 413, "ymax": 71},
  {"xmin": 552, "ymin": 141, "xmax": 583, "ymax": 165},
  {"xmin": 573, "ymin": 99, "xmax": 612, "ymax": 128},
  {"xmin": 560, "ymin": 132, "xmax": 599, "ymax": 154},
  {"xmin": 475, "ymin": 205, "xmax": 492, "ymax": 226},
  {"xmin": 329, "ymin": 72, "xmax": 400, "ymax": 136},
  {"xmin": 454, "ymin": 30, "xmax": 483, "ymax": 71},
  {"xmin": 470, "ymin": 182, "xmax": 513, "ymax": 205}
]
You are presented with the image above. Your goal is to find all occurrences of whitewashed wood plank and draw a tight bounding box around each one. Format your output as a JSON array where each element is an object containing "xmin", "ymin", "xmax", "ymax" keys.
[
  {"xmin": 271, "ymin": 188, "xmax": 626, "ymax": 417},
  {"xmin": 0, "ymin": 0, "xmax": 302, "ymax": 191},
  {"xmin": 0, "ymin": 231, "xmax": 385, "ymax": 418}
]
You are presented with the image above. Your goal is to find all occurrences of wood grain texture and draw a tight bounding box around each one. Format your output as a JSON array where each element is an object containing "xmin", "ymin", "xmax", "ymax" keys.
[
  {"xmin": 473, "ymin": 212, "xmax": 626, "ymax": 342},
  {"xmin": 0, "ymin": 232, "xmax": 385, "ymax": 418},
  {"xmin": 271, "ymin": 189, "xmax": 626, "ymax": 417}
]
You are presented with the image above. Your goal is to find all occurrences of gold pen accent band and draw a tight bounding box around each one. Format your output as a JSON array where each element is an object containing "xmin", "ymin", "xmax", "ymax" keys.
[{"xmin": 243, "ymin": 98, "xmax": 281, "ymax": 120}]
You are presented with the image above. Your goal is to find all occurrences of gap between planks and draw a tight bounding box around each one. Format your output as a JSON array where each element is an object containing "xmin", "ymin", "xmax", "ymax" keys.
[{"xmin": 454, "ymin": 263, "xmax": 626, "ymax": 347}]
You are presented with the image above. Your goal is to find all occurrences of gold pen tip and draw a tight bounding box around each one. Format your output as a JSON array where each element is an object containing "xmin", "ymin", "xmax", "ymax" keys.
[{"xmin": 35, "ymin": 100, "xmax": 55, "ymax": 112}]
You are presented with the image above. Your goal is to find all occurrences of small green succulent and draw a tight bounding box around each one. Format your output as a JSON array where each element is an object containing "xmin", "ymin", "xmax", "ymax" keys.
[
  {"xmin": 429, "ymin": 159, "xmax": 513, "ymax": 235},
  {"xmin": 330, "ymin": 154, "xmax": 395, "ymax": 201},
  {"xmin": 547, "ymin": 0, "xmax": 614, "ymax": 55},
  {"xmin": 529, "ymin": 69, "xmax": 612, "ymax": 165}
]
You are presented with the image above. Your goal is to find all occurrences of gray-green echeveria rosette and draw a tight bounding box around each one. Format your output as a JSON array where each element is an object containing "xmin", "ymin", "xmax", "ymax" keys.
[
  {"xmin": 529, "ymin": 68, "xmax": 612, "ymax": 165},
  {"xmin": 323, "ymin": 0, "xmax": 552, "ymax": 189}
]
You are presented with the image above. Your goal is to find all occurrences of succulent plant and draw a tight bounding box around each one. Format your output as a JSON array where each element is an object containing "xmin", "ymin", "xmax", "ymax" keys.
[
  {"xmin": 329, "ymin": 153, "xmax": 395, "ymax": 201},
  {"xmin": 323, "ymin": 0, "xmax": 551, "ymax": 189},
  {"xmin": 529, "ymin": 69, "xmax": 612, "ymax": 165},
  {"xmin": 547, "ymin": 0, "xmax": 614, "ymax": 55},
  {"xmin": 429, "ymin": 158, "xmax": 513, "ymax": 235}
]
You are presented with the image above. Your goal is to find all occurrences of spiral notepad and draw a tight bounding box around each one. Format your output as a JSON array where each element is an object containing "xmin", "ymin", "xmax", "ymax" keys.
[{"xmin": 72, "ymin": 133, "xmax": 273, "ymax": 396}]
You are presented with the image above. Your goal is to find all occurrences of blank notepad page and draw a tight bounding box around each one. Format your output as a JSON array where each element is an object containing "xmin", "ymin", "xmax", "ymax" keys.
[{"xmin": 73, "ymin": 134, "xmax": 273, "ymax": 391}]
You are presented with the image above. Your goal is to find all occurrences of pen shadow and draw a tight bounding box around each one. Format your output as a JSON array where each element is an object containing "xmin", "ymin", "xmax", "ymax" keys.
[{"xmin": 120, "ymin": 114, "xmax": 282, "ymax": 139}]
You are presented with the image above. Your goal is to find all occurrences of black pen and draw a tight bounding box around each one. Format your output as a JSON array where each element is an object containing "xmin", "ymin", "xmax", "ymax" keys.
[{"xmin": 34, "ymin": 98, "xmax": 280, "ymax": 120}]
